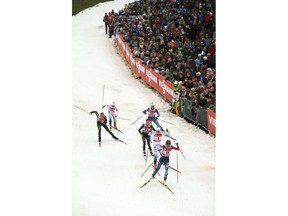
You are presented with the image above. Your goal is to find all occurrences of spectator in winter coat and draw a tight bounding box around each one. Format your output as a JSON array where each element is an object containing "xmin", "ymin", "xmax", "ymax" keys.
[{"xmin": 103, "ymin": 13, "xmax": 109, "ymax": 34}]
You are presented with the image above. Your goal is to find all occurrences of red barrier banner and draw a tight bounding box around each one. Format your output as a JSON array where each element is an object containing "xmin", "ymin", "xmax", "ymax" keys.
[
  {"xmin": 145, "ymin": 66, "xmax": 159, "ymax": 91},
  {"xmin": 135, "ymin": 58, "xmax": 146, "ymax": 79},
  {"xmin": 207, "ymin": 109, "xmax": 216, "ymax": 135},
  {"xmin": 158, "ymin": 75, "xmax": 174, "ymax": 102},
  {"xmin": 117, "ymin": 35, "xmax": 126, "ymax": 54},
  {"xmin": 129, "ymin": 54, "xmax": 136, "ymax": 72},
  {"xmin": 115, "ymin": 34, "xmax": 121, "ymax": 47},
  {"xmin": 125, "ymin": 45, "xmax": 131, "ymax": 62}
]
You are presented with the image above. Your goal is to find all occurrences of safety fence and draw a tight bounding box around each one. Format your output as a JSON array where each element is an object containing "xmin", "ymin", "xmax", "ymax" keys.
[{"xmin": 115, "ymin": 33, "xmax": 216, "ymax": 136}]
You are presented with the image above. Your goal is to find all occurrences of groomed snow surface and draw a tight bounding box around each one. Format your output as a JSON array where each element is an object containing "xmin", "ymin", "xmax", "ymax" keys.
[{"xmin": 73, "ymin": 1, "xmax": 215, "ymax": 216}]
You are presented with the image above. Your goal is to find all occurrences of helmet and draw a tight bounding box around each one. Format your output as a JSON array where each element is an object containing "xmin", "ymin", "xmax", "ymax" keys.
[
  {"xmin": 174, "ymin": 81, "xmax": 178, "ymax": 86},
  {"xmin": 166, "ymin": 140, "xmax": 171, "ymax": 145},
  {"xmin": 100, "ymin": 112, "xmax": 105, "ymax": 116},
  {"xmin": 156, "ymin": 127, "xmax": 161, "ymax": 132},
  {"xmin": 112, "ymin": 102, "xmax": 116, "ymax": 106},
  {"xmin": 151, "ymin": 102, "xmax": 155, "ymax": 109}
]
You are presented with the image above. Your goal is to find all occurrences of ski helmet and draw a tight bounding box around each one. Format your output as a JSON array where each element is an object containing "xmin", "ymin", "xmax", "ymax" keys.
[
  {"xmin": 156, "ymin": 127, "xmax": 161, "ymax": 132},
  {"xmin": 166, "ymin": 140, "xmax": 171, "ymax": 145},
  {"xmin": 100, "ymin": 112, "xmax": 105, "ymax": 116},
  {"xmin": 112, "ymin": 102, "xmax": 116, "ymax": 106},
  {"xmin": 151, "ymin": 102, "xmax": 155, "ymax": 109}
]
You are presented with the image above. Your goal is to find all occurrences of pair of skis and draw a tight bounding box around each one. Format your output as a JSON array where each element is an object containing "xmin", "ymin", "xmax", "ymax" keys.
[{"xmin": 140, "ymin": 177, "xmax": 174, "ymax": 194}]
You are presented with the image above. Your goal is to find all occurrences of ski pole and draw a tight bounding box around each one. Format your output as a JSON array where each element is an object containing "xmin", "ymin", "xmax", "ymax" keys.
[
  {"xmin": 166, "ymin": 129, "xmax": 186, "ymax": 159},
  {"xmin": 158, "ymin": 119, "xmax": 175, "ymax": 125},
  {"xmin": 73, "ymin": 105, "xmax": 90, "ymax": 115},
  {"xmin": 101, "ymin": 85, "xmax": 105, "ymax": 108},
  {"xmin": 177, "ymin": 150, "xmax": 179, "ymax": 183},
  {"xmin": 145, "ymin": 144, "xmax": 149, "ymax": 166},
  {"xmin": 177, "ymin": 144, "xmax": 186, "ymax": 159},
  {"xmin": 131, "ymin": 113, "xmax": 145, "ymax": 125},
  {"xmin": 169, "ymin": 166, "xmax": 182, "ymax": 173},
  {"xmin": 141, "ymin": 161, "xmax": 153, "ymax": 177},
  {"xmin": 168, "ymin": 130, "xmax": 186, "ymax": 160},
  {"xmin": 137, "ymin": 127, "xmax": 149, "ymax": 166},
  {"xmin": 117, "ymin": 117, "xmax": 132, "ymax": 121}
]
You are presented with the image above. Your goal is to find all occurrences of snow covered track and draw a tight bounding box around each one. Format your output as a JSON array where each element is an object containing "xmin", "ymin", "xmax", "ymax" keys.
[{"xmin": 73, "ymin": 1, "xmax": 215, "ymax": 216}]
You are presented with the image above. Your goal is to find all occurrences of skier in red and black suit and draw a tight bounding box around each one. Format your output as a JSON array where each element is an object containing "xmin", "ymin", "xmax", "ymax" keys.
[
  {"xmin": 138, "ymin": 119, "xmax": 155, "ymax": 156},
  {"xmin": 90, "ymin": 111, "xmax": 118, "ymax": 142}
]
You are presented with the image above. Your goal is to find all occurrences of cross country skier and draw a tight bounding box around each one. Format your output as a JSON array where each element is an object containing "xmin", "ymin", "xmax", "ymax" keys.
[
  {"xmin": 142, "ymin": 102, "xmax": 164, "ymax": 131},
  {"xmin": 151, "ymin": 140, "xmax": 179, "ymax": 183},
  {"xmin": 138, "ymin": 119, "xmax": 155, "ymax": 156},
  {"xmin": 150, "ymin": 127, "xmax": 170, "ymax": 168},
  {"xmin": 90, "ymin": 110, "xmax": 118, "ymax": 143},
  {"xmin": 102, "ymin": 102, "xmax": 119, "ymax": 129}
]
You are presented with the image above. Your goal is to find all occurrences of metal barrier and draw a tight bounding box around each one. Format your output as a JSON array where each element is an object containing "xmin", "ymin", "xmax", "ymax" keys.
[{"xmin": 181, "ymin": 98, "xmax": 209, "ymax": 131}]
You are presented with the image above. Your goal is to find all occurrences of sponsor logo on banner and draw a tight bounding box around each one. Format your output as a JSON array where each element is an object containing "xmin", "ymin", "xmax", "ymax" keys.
[
  {"xmin": 126, "ymin": 48, "xmax": 130, "ymax": 57},
  {"xmin": 121, "ymin": 40, "xmax": 125, "ymax": 51},
  {"xmin": 130, "ymin": 54, "xmax": 135, "ymax": 65},
  {"xmin": 159, "ymin": 80, "xmax": 173, "ymax": 96},
  {"xmin": 146, "ymin": 68, "xmax": 157, "ymax": 83},
  {"xmin": 207, "ymin": 109, "xmax": 216, "ymax": 135},
  {"xmin": 208, "ymin": 115, "xmax": 216, "ymax": 127},
  {"xmin": 136, "ymin": 61, "xmax": 145, "ymax": 74}
]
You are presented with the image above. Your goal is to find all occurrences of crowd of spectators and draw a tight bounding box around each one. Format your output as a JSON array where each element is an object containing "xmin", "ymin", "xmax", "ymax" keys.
[{"xmin": 104, "ymin": 0, "xmax": 216, "ymax": 114}]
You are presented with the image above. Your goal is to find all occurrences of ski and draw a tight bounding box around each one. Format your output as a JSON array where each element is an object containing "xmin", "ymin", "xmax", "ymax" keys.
[
  {"xmin": 114, "ymin": 128, "xmax": 123, "ymax": 133},
  {"xmin": 99, "ymin": 141, "xmax": 101, "ymax": 147},
  {"xmin": 117, "ymin": 139, "xmax": 127, "ymax": 144},
  {"xmin": 110, "ymin": 127, "xmax": 124, "ymax": 133},
  {"xmin": 169, "ymin": 166, "xmax": 182, "ymax": 173},
  {"xmin": 158, "ymin": 180, "xmax": 174, "ymax": 194},
  {"xmin": 140, "ymin": 177, "xmax": 154, "ymax": 188}
]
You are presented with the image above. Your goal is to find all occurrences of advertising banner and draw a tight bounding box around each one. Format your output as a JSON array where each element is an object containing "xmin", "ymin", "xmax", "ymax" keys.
[
  {"xmin": 207, "ymin": 108, "xmax": 216, "ymax": 135},
  {"xmin": 118, "ymin": 35, "xmax": 126, "ymax": 53},
  {"xmin": 158, "ymin": 75, "xmax": 174, "ymax": 102},
  {"xmin": 125, "ymin": 46, "xmax": 131, "ymax": 63},
  {"xmin": 145, "ymin": 66, "xmax": 159, "ymax": 91},
  {"xmin": 135, "ymin": 58, "xmax": 146, "ymax": 79},
  {"xmin": 129, "ymin": 54, "xmax": 136, "ymax": 72}
]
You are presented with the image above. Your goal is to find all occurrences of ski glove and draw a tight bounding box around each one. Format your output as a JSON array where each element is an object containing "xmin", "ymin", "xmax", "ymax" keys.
[{"xmin": 142, "ymin": 111, "xmax": 147, "ymax": 114}]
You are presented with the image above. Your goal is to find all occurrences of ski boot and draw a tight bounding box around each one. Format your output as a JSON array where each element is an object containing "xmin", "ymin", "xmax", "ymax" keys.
[
  {"xmin": 109, "ymin": 124, "xmax": 112, "ymax": 130},
  {"xmin": 163, "ymin": 177, "xmax": 167, "ymax": 185}
]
